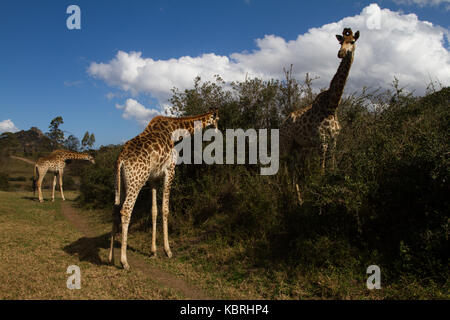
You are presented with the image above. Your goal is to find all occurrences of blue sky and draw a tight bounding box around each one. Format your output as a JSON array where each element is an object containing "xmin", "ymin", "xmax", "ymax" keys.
[{"xmin": 1, "ymin": 0, "xmax": 449, "ymax": 147}]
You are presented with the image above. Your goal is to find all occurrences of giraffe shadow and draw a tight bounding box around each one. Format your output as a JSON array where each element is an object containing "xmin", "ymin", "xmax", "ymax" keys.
[
  {"xmin": 21, "ymin": 196, "xmax": 56, "ymax": 203},
  {"xmin": 21, "ymin": 196, "xmax": 39, "ymax": 202},
  {"xmin": 63, "ymin": 233, "xmax": 112, "ymax": 266},
  {"xmin": 63, "ymin": 233, "xmax": 151, "ymax": 268}
]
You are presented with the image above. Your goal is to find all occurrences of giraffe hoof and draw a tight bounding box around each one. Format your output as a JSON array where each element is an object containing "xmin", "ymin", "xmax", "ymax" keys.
[
  {"xmin": 121, "ymin": 261, "xmax": 130, "ymax": 270},
  {"xmin": 39, "ymin": 200, "xmax": 44, "ymax": 203},
  {"xmin": 165, "ymin": 251, "xmax": 173, "ymax": 258}
]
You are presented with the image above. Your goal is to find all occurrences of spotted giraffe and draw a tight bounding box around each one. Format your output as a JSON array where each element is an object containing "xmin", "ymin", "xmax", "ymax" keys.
[
  {"xmin": 109, "ymin": 109, "xmax": 219, "ymax": 270},
  {"xmin": 33, "ymin": 149, "xmax": 95, "ymax": 203},
  {"xmin": 280, "ymin": 28, "xmax": 360, "ymax": 172}
]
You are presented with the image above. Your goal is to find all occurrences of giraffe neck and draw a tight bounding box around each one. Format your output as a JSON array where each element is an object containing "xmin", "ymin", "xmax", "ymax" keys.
[
  {"xmin": 59, "ymin": 151, "xmax": 91, "ymax": 161},
  {"xmin": 174, "ymin": 114, "xmax": 212, "ymax": 135},
  {"xmin": 326, "ymin": 51, "xmax": 354, "ymax": 112},
  {"xmin": 144, "ymin": 112, "xmax": 213, "ymax": 135}
]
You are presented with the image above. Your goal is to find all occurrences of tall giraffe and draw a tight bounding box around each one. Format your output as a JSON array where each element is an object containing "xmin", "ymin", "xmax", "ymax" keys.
[
  {"xmin": 109, "ymin": 109, "xmax": 219, "ymax": 270},
  {"xmin": 280, "ymin": 28, "xmax": 360, "ymax": 171},
  {"xmin": 33, "ymin": 149, "xmax": 95, "ymax": 203}
]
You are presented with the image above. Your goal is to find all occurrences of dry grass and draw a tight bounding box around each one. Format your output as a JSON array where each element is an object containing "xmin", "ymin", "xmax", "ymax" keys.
[{"xmin": 0, "ymin": 191, "xmax": 181, "ymax": 299}]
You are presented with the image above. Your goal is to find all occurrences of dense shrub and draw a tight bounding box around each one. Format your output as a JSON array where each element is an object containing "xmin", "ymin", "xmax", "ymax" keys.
[
  {"xmin": 78, "ymin": 74, "xmax": 449, "ymax": 284},
  {"xmin": 62, "ymin": 175, "xmax": 77, "ymax": 191},
  {"xmin": 77, "ymin": 145, "xmax": 121, "ymax": 208}
]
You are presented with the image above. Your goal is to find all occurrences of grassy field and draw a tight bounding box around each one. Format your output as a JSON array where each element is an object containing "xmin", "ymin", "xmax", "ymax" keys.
[
  {"xmin": 0, "ymin": 156, "xmax": 34, "ymax": 190},
  {"xmin": 0, "ymin": 189, "xmax": 447, "ymax": 300},
  {"xmin": 0, "ymin": 190, "xmax": 184, "ymax": 299}
]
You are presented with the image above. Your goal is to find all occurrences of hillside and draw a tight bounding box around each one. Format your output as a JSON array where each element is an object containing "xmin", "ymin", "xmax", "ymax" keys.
[{"xmin": 0, "ymin": 127, "xmax": 55, "ymax": 156}]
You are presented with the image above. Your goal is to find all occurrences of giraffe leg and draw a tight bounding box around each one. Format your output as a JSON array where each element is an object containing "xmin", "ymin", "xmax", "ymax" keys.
[
  {"xmin": 162, "ymin": 164, "xmax": 175, "ymax": 258},
  {"xmin": 331, "ymin": 137, "xmax": 337, "ymax": 171},
  {"xmin": 290, "ymin": 161, "xmax": 303, "ymax": 205},
  {"xmin": 295, "ymin": 183, "xmax": 303, "ymax": 205},
  {"xmin": 119, "ymin": 188, "xmax": 140, "ymax": 270},
  {"xmin": 120, "ymin": 213, "xmax": 131, "ymax": 270},
  {"xmin": 52, "ymin": 175, "xmax": 57, "ymax": 202},
  {"xmin": 59, "ymin": 169, "xmax": 65, "ymax": 201},
  {"xmin": 151, "ymin": 188, "xmax": 158, "ymax": 256},
  {"xmin": 109, "ymin": 204, "xmax": 120, "ymax": 264},
  {"xmin": 37, "ymin": 169, "xmax": 46, "ymax": 203},
  {"xmin": 321, "ymin": 143, "xmax": 328, "ymax": 174}
]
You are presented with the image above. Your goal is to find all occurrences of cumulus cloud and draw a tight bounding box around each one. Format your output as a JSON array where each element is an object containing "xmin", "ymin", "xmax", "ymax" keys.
[
  {"xmin": 0, "ymin": 119, "xmax": 19, "ymax": 133},
  {"xmin": 89, "ymin": 3, "xmax": 450, "ymax": 119},
  {"xmin": 115, "ymin": 98, "xmax": 161, "ymax": 127}
]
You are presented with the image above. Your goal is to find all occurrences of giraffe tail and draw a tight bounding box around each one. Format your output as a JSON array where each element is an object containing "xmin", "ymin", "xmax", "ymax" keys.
[
  {"xmin": 114, "ymin": 159, "xmax": 123, "ymax": 206},
  {"xmin": 32, "ymin": 165, "xmax": 38, "ymax": 196}
]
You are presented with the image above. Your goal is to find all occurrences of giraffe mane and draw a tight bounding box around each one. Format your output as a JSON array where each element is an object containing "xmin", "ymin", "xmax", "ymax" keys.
[
  {"xmin": 150, "ymin": 111, "xmax": 214, "ymax": 123},
  {"xmin": 146, "ymin": 112, "xmax": 216, "ymax": 129}
]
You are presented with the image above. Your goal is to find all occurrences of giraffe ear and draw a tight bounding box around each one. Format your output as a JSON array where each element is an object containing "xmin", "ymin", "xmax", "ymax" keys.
[
  {"xmin": 354, "ymin": 31, "xmax": 360, "ymax": 41},
  {"xmin": 336, "ymin": 35, "xmax": 343, "ymax": 42}
]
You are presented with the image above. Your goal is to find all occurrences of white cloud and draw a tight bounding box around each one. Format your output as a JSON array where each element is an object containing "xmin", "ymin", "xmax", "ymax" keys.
[
  {"xmin": 0, "ymin": 119, "xmax": 19, "ymax": 133},
  {"xmin": 89, "ymin": 3, "xmax": 450, "ymax": 117},
  {"xmin": 115, "ymin": 98, "xmax": 161, "ymax": 127},
  {"xmin": 106, "ymin": 91, "xmax": 127, "ymax": 100}
]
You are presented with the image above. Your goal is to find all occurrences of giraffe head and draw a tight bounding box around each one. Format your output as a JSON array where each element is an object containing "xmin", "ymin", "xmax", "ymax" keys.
[
  {"xmin": 206, "ymin": 108, "xmax": 219, "ymax": 131},
  {"xmin": 336, "ymin": 28, "xmax": 359, "ymax": 59},
  {"xmin": 87, "ymin": 154, "xmax": 95, "ymax": 164}
]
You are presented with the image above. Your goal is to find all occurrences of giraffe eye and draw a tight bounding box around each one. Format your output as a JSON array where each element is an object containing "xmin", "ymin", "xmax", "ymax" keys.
[{"xmin": 351, "ymin": 41, "xmax": 355, "ymax": 44}]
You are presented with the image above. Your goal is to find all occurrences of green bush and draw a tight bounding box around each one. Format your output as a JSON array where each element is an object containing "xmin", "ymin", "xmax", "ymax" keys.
[
  {"xmin": 62, "ymin": 175, "xmax": 78, "ymax": 191},
  {"xmin": 77, "ymin": 74, "xmax": 449, "ymax": 285},
  {"xmin": 77, "ymin": 145, "xmax": 121, "ymax": 208}
]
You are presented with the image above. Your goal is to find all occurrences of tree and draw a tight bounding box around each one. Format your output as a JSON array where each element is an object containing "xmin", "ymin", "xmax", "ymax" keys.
[
  {"xmin": 89, "ymin": 133, "xmax": 96, "ymax": 148},
  {"xmin": 46, "ymin": 116, "xmax": 64, "ymax": 147},
  {"xmin": 64, "ymin": 134, "xmax": 80, "ymax": 151},
  {"xmin": 81, "ymin": 131, "xmax": 95, "ymax": 150}
]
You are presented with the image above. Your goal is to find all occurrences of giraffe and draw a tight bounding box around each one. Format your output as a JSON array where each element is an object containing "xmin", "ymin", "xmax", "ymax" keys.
[
  {"xmin": 109, "ymin": 109, "xmax": 219, "ymax": 270},
  {"xmin": 280, "ymin": 28, "xmax": 360, "ymax": 172},
  {"xmin": 33, "ymin": 149, "xmax": 95, "ymax": 203}
]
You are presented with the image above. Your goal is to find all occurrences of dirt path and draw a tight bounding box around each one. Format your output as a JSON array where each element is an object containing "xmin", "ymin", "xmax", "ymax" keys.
[
  {"xmin": 60, "ymin": 201, "xmax": 211, "ymax": 300},
  {"xmin": 10, "ymin": 155, "xmax": 35, "ymax": 165}
]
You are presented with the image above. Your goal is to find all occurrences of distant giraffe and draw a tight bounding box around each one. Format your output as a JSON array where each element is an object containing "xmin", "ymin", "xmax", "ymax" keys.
[
  {"xmin": 280, "ymin": 28, "xmax": 360, "ymax": 172},
  {"xmin": 33, "ymin": 149, "xmax": 95, "ymax": 202},
  {"xmin": 109, "ymin": 109, "xmax": 219, "ymax": 270}
]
